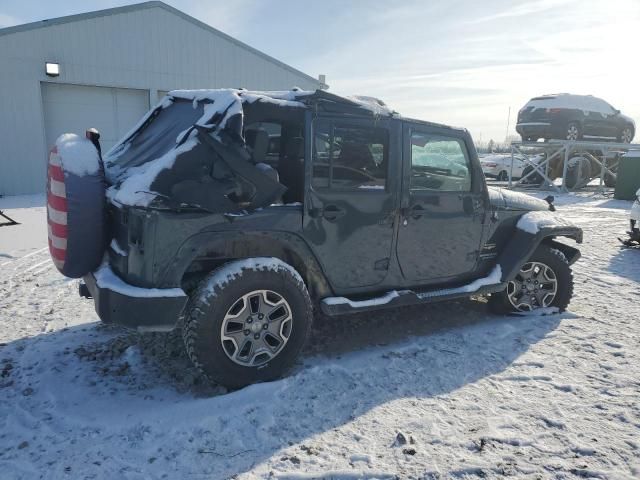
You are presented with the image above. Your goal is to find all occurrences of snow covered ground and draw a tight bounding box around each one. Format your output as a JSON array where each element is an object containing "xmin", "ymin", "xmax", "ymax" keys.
[{"xmin": 1, "ymin": 192, "xmax": 639, "ymax": 479}]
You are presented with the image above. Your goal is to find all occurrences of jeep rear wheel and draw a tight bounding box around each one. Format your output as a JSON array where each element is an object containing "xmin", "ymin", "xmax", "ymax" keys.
[
  {"xmin": 182, "ymin": 258, "xmax": 312, "ymax": 389},
  {"xmin": 489, "ymin": 246, "xmax": 573, "ymax": 314}
]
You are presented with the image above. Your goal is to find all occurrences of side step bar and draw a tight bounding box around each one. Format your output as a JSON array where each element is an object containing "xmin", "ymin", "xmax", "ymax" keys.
[{"xmin": 320, "ymin": 282, "xmax": 507, "ymax": 317}]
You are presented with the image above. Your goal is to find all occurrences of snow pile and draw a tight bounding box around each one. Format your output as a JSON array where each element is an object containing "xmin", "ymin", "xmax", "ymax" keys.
[
  {"xmin": 168, "ymin": 88, "xmax": 309, "ymax": 115},
  {"xmin": 1, "ymin": 192, "xmax": 640, "ymax": 478},
  {"xmin": 109, "ymin": 239, "xmax": 127, "ymax": 257},
  {"xmin": 516, "ymin": 211, "xmax": 576, "ymax": 234},
  {"xmin": 107, "ymin": 135, "xmax": 200, "ymax": 206},
  {"xmin": 323, "ymin": 290, "xmax": 403, "ymax": 308},
  {"xmin": 524, "ymin": 94, "xmax": 615, "ymax": 116},
  {"xmin": 456, "ymin": 264, "xmax": 502, "ymax": 293},
  {"xmin": 325, "ymin": 265, "xmax": 502, "ymax": 307},
  {"xmin": 54, "ymin": 134, "xmax": 101, "ymax": 177},
  {"xmin": 204, "ymin": 257, "xmax": 305, "ymax": 297},
  {"xmin": 93, "ymin": 262, "xmax": 185, "ymax": 298},
  {"xmin": 347, "ymin": 95, "xmax": 396, "ymax": 116}
]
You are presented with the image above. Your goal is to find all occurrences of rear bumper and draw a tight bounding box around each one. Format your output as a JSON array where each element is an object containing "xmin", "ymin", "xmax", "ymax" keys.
[
  {"xmin": 82, "ymin": 266, "xmax": 188, "ymax": 332},
  {"xmin": 516, "ymin": 122, "xmax": 554, "ymax": 139}
]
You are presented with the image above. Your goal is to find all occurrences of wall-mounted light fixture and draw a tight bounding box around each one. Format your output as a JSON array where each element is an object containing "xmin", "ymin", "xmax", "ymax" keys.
[{"xmin": 45, "ymin": 62, "xmax": 60, "ymax": 77}]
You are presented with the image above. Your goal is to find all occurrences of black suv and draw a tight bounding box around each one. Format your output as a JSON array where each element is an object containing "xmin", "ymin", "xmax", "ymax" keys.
[
  {"xmin": 73, "ymin": 89, "xmax": 582, "ymax": 388},
  {"xmin": 516, "ymin": 93, "xmax": 635, "ymax": 143}
]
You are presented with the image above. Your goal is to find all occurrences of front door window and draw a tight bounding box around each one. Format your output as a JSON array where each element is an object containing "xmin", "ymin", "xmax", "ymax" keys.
[{"xmin": 410, "ymin": 133, "xmax": 471, "ymax": 192}]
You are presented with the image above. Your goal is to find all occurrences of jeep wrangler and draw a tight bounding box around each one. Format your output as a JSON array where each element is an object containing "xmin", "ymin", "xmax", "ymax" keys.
[{"xmin": 64, "ymin": 89, "xmax": 582, "ymax": 388}]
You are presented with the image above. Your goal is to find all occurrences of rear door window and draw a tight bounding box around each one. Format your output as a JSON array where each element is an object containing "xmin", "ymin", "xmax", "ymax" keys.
[{"xmin": 312, "ymin": 121, "xmax": 388, "ymax": 190}]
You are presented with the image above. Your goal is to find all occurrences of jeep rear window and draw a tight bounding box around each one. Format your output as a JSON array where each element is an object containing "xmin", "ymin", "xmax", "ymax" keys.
[
  {"xmin": 104, "ymin": 99, "xmax": 205, "ymax": 183},
  {"xmin": 312, "ymin": 121, "xmax": 388, "ymax": 190}
]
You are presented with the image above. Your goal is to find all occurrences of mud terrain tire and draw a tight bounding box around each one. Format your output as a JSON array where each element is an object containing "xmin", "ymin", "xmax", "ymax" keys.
[
  {"xmin": 489, "ymin": 246, "xmax": 573, "ymax": 314},
  {"xmin": 182, "ymin": 258, "xmax": 312, "ymax": 389}
]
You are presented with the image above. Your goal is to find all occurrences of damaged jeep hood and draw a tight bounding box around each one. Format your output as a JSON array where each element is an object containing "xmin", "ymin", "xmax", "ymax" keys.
[{"xmin": 488, "ymin": 187, "xmax": 549, "ymax": 211}]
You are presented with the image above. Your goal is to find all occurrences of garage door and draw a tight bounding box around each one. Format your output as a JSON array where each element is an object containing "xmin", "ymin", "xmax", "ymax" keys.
[{"xmin": 42, "ymin": 82, "xmax": 149, "ymax": 155}]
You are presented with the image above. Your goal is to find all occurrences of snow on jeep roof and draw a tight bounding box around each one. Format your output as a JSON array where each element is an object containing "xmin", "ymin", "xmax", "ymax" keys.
[{"xmin": 103, "ymin": 88, "xmax": 397, "ymax": 207}]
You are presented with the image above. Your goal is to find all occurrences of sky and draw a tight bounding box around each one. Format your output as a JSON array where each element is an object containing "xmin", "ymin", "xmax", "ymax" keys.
[{"xmin": 1, "ymin": 0, "xmax": 639, "ymax": 143}]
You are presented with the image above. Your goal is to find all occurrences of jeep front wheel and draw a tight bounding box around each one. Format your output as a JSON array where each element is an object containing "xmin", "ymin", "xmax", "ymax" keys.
[
  {"xmin": 182, "ymin": 258, "xmax": 312, "ymax": 389},
  {"xmin": 489, "ymin": 246, "xmax": 573, "ymax": 314}
]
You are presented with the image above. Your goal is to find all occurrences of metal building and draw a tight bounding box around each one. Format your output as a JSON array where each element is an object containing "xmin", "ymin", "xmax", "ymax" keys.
[{"xmin": 0, "ymin": 1, "xmax": 324, "ymax": 195}]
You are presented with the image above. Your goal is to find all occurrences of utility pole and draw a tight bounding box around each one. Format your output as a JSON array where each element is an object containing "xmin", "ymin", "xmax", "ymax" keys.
[{"xmin": 505, "ymin": 106, "xmax": 511, "ymax": 144}]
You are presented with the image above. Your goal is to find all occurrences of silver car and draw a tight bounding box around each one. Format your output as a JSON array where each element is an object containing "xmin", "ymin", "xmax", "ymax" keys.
[{"xmin": 480, "ymin": 154, "xmax": 526, "ymax": 180}]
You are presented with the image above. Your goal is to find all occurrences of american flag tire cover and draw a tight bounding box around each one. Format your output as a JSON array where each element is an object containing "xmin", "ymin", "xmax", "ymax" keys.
[{"xmin": 47, "ymin": 142, "xmax": 107, "ymax": 278}]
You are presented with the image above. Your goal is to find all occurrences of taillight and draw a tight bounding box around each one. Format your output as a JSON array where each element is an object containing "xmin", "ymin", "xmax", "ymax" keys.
[{"xmin": 546, "ymin": 108, "xmax": 562, "ymax": 113}]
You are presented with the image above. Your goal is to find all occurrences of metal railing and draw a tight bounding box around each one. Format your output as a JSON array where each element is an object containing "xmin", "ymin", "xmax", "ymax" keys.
[{"xmin": 507, "ymin": 140, "xmax": 640, "ymax": 192}]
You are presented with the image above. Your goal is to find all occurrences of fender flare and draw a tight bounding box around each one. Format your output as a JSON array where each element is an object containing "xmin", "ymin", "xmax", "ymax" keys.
[
  {"xmin": 160, "ymin": 230, "xmax": 333, "ymax": 299},
  {"xmin": 497, "ymin": 226, "xmax": 583, "ymax": 282}
]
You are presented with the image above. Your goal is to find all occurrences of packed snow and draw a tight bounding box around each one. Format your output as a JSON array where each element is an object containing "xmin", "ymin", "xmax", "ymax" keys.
[
  {"xmin": 516, "ymin": 210, "xmax": 576, "ymax": 234},
  {"xmin": 203, "ymin": 257, "xmax": 305, "ymax": 299},
  {"xmin": 1, "ymin": 192, "xmax": 640, "ymax": 479},
  {"xmin": 325, "ymin": 266, "xmax": 502, "ymax": 308},
  {"xmin": 347, "ymin": 95, "xmax": 396, "ymax": 116},
  {"xmin": 109, "ymin": 239, "xmax": 127, "ymax": 257},
  {"xmin": 107, "ymin": 135, "xmax": 200, "ymax": 207},
  {"xmin": 446, "ymin": 264, "xmax": 502, "ymax": 293},
  {"xmin": 324, "ymin": 290, "xmax": 403, "ymax": 308},
  {"xmin": 54, "ymin": 133, "xmax": 101, "ymax": 177},
  {"xmin": 93, "ymin": 262, "xmax": 185, "ymax": 298}
]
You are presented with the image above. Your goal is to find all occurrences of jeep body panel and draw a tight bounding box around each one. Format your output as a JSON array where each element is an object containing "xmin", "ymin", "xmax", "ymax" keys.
[
  {"xmin": 80, "ymin": 88, "xmax": 583, "ymax": 331},
  {"xmin": 301, "ymin": 114, "xmax": 402, "ymax": 289},
  {"xmin": 82, "ymin": 270, "xmax": 187, "ymax": 331},
  {"xmin": 396, "ymin": 120, "xmax": 489, "ymax": 285}
]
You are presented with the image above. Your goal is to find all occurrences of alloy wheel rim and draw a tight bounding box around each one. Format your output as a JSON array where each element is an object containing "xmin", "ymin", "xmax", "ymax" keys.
[
  {"xmin": 622, "ymin": 128, "xmax": 632, "ymax": 143},
  {"xmin": 507, "ymin": 261, "xmax": 558, "ymax": 311},
  {"xmin": 566, "ymin": 125, "xmax": 579, "ymax": 140},
  {"xmin": 220, "ymin": 289, "xmax": 293, "ymax": 367}
]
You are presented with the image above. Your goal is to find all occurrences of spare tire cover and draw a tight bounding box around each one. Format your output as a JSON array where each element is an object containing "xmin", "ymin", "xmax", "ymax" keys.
[{"xmin": 47, "ymin": 133, "xmax": 107, "ymax": 278}]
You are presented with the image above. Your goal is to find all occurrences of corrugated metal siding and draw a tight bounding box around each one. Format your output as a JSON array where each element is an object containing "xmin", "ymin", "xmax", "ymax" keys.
[{"xmin": 0, "ymin": 7, "xmax": 320, "ymax": 195}]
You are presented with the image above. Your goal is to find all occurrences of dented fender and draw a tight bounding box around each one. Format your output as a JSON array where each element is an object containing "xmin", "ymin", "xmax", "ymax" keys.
[{"xmin": 497, "ymin": 225, "xmax": 583, "ymax": 282}]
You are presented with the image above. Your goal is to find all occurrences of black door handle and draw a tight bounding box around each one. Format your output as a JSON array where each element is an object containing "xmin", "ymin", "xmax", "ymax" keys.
[{"xmin": 322, "ymin": 205, "xmax": 346, "ymax": 221}]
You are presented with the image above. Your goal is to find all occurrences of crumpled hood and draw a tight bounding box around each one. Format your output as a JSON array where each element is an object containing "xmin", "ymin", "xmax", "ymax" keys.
[{"xmin": 488, "ymin": 187, "xmax": 549, "ymax": 211}]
